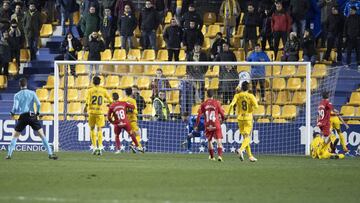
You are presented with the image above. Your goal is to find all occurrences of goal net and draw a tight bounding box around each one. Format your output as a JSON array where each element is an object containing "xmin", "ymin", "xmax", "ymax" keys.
[{"xmin": 47, "ymin": 60, "xmax": 339, "ymax": 155}]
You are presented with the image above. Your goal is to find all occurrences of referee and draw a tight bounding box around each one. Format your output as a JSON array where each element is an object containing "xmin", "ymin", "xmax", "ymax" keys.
[{"xmin": 6, "ymin": 78, "xmax": 58, "ymax": 160}]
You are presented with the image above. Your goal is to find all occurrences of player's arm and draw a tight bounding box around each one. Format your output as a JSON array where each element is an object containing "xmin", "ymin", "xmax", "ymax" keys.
[
  {"xmin": 107, "ymin": 105, "xmax": 114, "ymax": 123},
  {"xmin": 33, "ymin": 92, "xmax": 41, "ymax": 115},
  {"xmin": 84, "ymin": 90, "xmax": 90, "ymax": 113},
  {"xmin": 10, "ymin": 94, "xmax": 18, "ymax": 118},
  {"xmin": 126, "ymin": 102, "xmax": 136, "ymax": 112},
  {"xmin": 218, "ymin": 101, "xmax": 226, "ymax": 122},
  {"xmin": 228, "ymin": 94, "xmax": 238, "ymax": 115},
  {"xmin": 194, "ymin": 105, "xmax": 204, "ymax": 130},
  {"xmin": 104, "ymin": 91, "xmax": 112, "ymax": 104},
  {"xmin": 251, "ymin": 94, "xmax": 259, "ymax": 110}
]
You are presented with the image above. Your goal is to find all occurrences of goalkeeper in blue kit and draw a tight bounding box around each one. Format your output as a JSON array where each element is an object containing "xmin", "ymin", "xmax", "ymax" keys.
[{"xmin": 181, "ymin": 112, "xmax": 206, "ymax": 153}]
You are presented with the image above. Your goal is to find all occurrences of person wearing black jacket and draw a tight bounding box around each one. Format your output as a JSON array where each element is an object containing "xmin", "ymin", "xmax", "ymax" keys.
[
  {"xmin": 132, "ymin": 85, "xmax": 146, "ymax": 120},
  {"xmin": 152, "ymin": 0, "xmax": 169, "ymax": 23},
  {"xmin": 163, "ymin": 18, "xmax": 182, "ymax": 61},
  {"xmin": 8, "ymin": 19, "xmax": 24, "ymax": 68},
  {"xmin": 23, "ymin": 2, "xmax": 42, "ymax": 60},
  {"xmin": 180, "ymin": 4, "xmax": 203, "ymax": 30},
  {"xmin": 100, "ymin": 8, "xmax": 117, "ymax": 50},
  {"xmin": 260, "ymin": 8, "xmax": 273, "ymax": 51},
  {"xmin": 116, "ymin": 4, "xmax": 137, "ymax": 51},
  {"xmin": 210, "ymin": 32, "xmax": 226, "ymax": 60},
  {"xmin": 183, "ymin": 21, "xmax": 204, "ymax": 59},
  {"xmin": 61, "ymin": 32, "xmax": 82, "ymax": 76},
  {"xmin": 302, "ymin": 29, "xmax": 317, "ymax": 66},
  {"xmin": 242, "ymin": 3, "xmax": 260, "ymax": 56},
  {"xmin": 58, "ymin": 0, "xmax": 77, "ymax": 35},
  {"xmin": 289, "ymin": 0, "xmax": 309, "ymax": 37},
  {"xmin": 86, "ymin": 32, "xmax": 105, "ymax": 75},
  {"xmin": 0, "ymin": 30, "xmax": 11, "ymax": 76},
  {"xmin": 324, "ymin": 6, "xmax": 344, "ymax": 62},
  {"xmin": 139, "ymin": 1, "xmax": 160, "ymax": 50},
  {"xmin": 344, "ymin": 6, "xmax": 360, "ymax": 66}
]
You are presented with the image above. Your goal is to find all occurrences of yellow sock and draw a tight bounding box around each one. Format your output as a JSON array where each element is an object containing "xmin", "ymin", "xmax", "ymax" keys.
[
  {"xmin": 90, "ymin": 129, "xmax": 97, "ymax": 148},
  {"xmin": 240, "ymin": 135, "xmax": 250, "ymax": 152},
  {"xmin": 338, "ymin": 131, "xmax": 348, "ymax": 150},
  {"xmin": 135, "ymin": 131, "xmax": 142, "ymax": 148},
  {"xmin": 245, "ymin": 145, "xmax": 253, "ymax": 158},
  {"xmin": 97, "ymin": 127, "xmax": 103, "ymax": 148}
]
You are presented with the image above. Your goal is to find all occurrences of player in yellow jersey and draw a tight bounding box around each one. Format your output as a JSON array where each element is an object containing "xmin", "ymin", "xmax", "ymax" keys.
[
  {"xmin": 330, "ymin": 113, "xmax": 350, "ymax": 153},
  {"xmin": 311, "ymin": 132, "xmax": 345, "ymax": 159},
  {"xmin": 84, "ymin": 76, "xmax": 112, "ymax": 155},
  {"xmin": 121, "ymin": 87, "xmax": 144, "ymax": 153},
  {"xmin": 228, "ymin": 81, "xmax": 259, "ymax": 162}
]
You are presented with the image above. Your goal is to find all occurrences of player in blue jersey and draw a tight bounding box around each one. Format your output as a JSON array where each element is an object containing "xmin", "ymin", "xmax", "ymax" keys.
[
  {"xmin": 6, "ymin": 78, "xmax": 58, "ymax": 160},
  {"xmin": 181, "ymin": 112, "xmax": 206, "ymax": 153}
]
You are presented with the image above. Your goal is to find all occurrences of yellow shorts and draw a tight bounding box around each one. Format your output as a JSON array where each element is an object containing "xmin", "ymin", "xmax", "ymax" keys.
[
  {"xmin": 88, "ymin": 114, "xmax": 105, "ymax": 128},
  {"xmin": 238, "ymin": 120, "xmax": 253, "ymax": 135},
  {"xmin": 130, "ymin": 121, "xmax": 139, "ymax": 132},
  {"xmin": 330, "ymin": 116, "xmax": 341, "ymax": 131}
]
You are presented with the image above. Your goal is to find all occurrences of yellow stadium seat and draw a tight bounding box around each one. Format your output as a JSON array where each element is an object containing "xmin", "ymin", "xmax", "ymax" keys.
[
  {"xmin": 162, "ymin": 65, "xmax": 176, "ymax": 76},
  {"xmin": 203, "ymin": 12, "xmax": 217, "ymax": 25},
  {"xmin": 273, "ymin": 118, "xmax": 288, "ymax": 123},
  {"xmin": 156, "ymin": 24, "xmax": 163, "ymax": 36},
  {"xmin": 77, "ymin": 50, "xmax": 88, "ymax": 60},
  {"xmin": 119, "ymin": 76, "xmax": 134, "ymax": 89},
  {"xmin": 295, "ymin": 65, "xmax": 307, "ymax": 77},
  {"xmin": 105, "ymin": 75, "xmax": 120, "ymax": 88},
  {"xmin": 41, "ymin": 115, "xmax": 54, "ymax": 120},
  {"xmin": 234, "ymin": 50, "xmax": 245, "ymax": 61},
  {"xmin": 205, "ymin": 66, "xmax": 219, "ymax": 77},
  {"xmin": 167, "ymin": 91, "xmax": 180, "ymax": 104},
  {"xmin": 164, "ymin": 11, "xmax": 173, "ymax": 24},
  {"xmin": 75, "ymin": 65, "xmax": 87, "ymax": 74},
  {"xmin": 157, "ymin": 49, "xmax": 168, "ymax": 61},
  {"xmin": 266, "ymin": 105, "xmax": 281, "ymax": 118},
  {"xmin": 127, "ymin": 49, "xmax": 141, "ymax": 60},
  {"xmin": 73, "ymin": 116, "xmax": 86, "ymax": 121},
  {"xmin": 134, "ymin": 26, "xmax": 141, "ymax": 38},
  {"xmin": 202, "ymin": 37, "xmax": 211, "ymax": 51},
  {"xmin": 191, "ymin": 105, "xmax": 200, "ymax": 115},
  {"xmin": 44, "ymin": 75, "xmax": 55, "ymax": 88},
  {"xmin": 173, "ymin": 104, "xmax": 181, "ymax": 114},
  {"xmin": 137, "ymin": 76, "xmax": 151, "ymax": 89},
  {"xmin": 174, "ymin": 65, "xmax": 186, "ymax": 77},
  {"xmin": 341, "ymin": 106, "xmax": 355, "ymax": 116},
  {"xmin": 179, "ymin": 49, "xmax": 186, "ymax": 61},
  {"xmin": 208, "ymin": 78, "xmax": 219, "ymax": 90},
  {"xmin": 36, "ymin": 89, "xmax": 48, "ymax": 101},
  {"xmin": 264, "ymin": 91, "xmax": 275, "ymax": 105},
  {"xmin": 140, "ymin": 90, "xmax": 153, "ymax": 103},
  {"xmin": 253, "ymin": 105, "xmax": 265, "ymax": 117},
  {"xmin": 144, "ymin": 65, "xmax": 159, "ymax": 76},
  {"xmin": 275, "ymin": 91, "xmax": 290, "ymax": 105},
  {"xmin": 116, "ymin": 65, "xmax": 129, "ymax": 73},
  {"xmin": 0, "ymin": 75, "xmax": 7, "ymax": 89},
  {"xmin": 230, "ymin": 36, "xmax": 241, "ymax": 49},
  {"xmin": 266, "ymin": 51, "xmax": 275, "ymax": 61},
  {"xmin": 78, "ymin": 89, "xmax": 88, "ymax": 102},
  {"xmin": 281, "ymin": 65, "xmax": 296, "ymax": 76},
  {"xmin": 265, "ymin": 66, "xmax": 281, "ymax": 77},
  {"xmin": 169, "ymin": 80, "xmax": 179, "ymax": 89},
  {"xmin": 205, "ymin": 25, "xmax": 220, "ymax": 38},
  {"xmin": 272, "ymin": 78, "xmax": 286, "ymax": 91},
  {"xmin": 40, "ymin": 102, "xmax": 52, "ymax": 114},
  {"xmin": 349, "ymin": 92, "xmax": 360, "ymax": 105},
  {"xmin": 20, "ymin": 49, "xmax": 30, "ymax": 62},
  {"xmin": 68, "ymin": 102, "xmax": 82, "ymax": 114},
  {"xmin": 348, "ymin": 120, "xmax": 360, "ymax": 125},
  {"xmin": 157, "ymin": 35, "xmax": 166, "ymax": 49},
  {"xmin": 114, "ymin": 36, "xmax": 121, "ymax": 48},
  {"xmin": 301, "ymin": 78, "xmax": 317, "ymax": 91},
  {"xmin": 60, "ymin": 76, "xmax": 74, "ymax": 88},
  {"xmin": 112, "ymin": 49, "xmax": 126, "ymax": 61},
  {"xmin": 8, "ymin": 62, "xmax": 18, "ymax": 75},
  {"xmin": 129, "ymin": 65, "xmax": 144, "ymax": 75},
  {"xmin": 142, "ymin": 104, "xmax": 152, "ymax": 116},
  {"xmin": 234, "ymin": 25, "xmax": 244, "ymax": 38},
  {"xmin": 102, "ymin": 64, "xmax": 115, "ymax": 73},
  {"xmin": 75, "ymin": 76, "xmax": 90, "ymax": 88},
  {"xmin": 58, "ymin": 102, "xmax": 64, "ymax": 114},
  {"xmin": 48, "ymin": 89, "xmax": 64, "ymax": 102},
  {"xmin": 67, "ymin": 89, "xmax": 79, "ymax": 101},
  {"xmin": 287, "ymin": 78, "xmax": 301, "ymax": 91},
  {"xmin": 280, "ymin": 105, "xmax": 297, "ymax": 119},
  {"xmin": 142, "ymin": 49, "xmax": 156, "ymax": 61},
  {"xmin": 292, "ymin": 91, "xmax": 306, "ymax": 105},
  {"xmin": 101, "ymin": 49, "xmax": 112, "ymax": 61},
  {"xmin": 237, "ymin": 66, "xmax": 250, "ymax": 73},
  {"xmin": 312, "ymin": 64, "xmax": 327, "ymax": 78},
  {"xmin": 257, "ymin": 118, "xmax": 270, "ymax": 123},
  {"xmin": 201, "ymin": 25, "xmax": 207, "ymax": 35},
  {"xmin": 40, "ymin": 24, "xmax": 53, "ymax": 37}
]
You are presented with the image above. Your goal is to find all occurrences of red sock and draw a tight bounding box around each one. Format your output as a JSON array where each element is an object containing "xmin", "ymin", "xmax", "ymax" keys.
[
  {"xmin": 115, "ymin": 134, "xmax": 121, "ymax": 150},
  {"xmin": 130, "ymin": 133, "xmax": 139, "ymax": 147},
  {"xmin": 209, "ymin": 149, "xmax": 214, "ymax": 158},
  {"xmin": 217, "ymin": 147, "xmax": 223, "ymax": 157}
]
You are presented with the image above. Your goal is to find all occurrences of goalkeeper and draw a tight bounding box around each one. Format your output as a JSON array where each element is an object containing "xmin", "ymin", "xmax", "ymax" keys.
[
  {"xmin": 311, "ymin": 132, "xmax": 345, "ymax": 159},
  {"xmin": 181, "ymin": 112, "xmax": 206, "ymax": 153}
]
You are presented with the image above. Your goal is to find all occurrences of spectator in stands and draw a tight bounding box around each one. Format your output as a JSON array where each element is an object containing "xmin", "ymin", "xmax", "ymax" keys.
[
  {"xmin": 217, "ymin": 43, "xmax": 238, "ymax": 104},
  {"xmin": 0, "ymin": 30, "xmax": 10, "ymax": 76},
  {"xmin": 260, "ymin": 8, "xmax": 273, "ymax": 51},
  {"xmin": 132, "ymin": 85, "xmax": 146, "ymax": 120},
  {"xmin": 324, "ymin": 6, "xmax": 344, "ymax": 63},
  {"xmin": 282, "ymin": 32, "xmax": 300, "ymax": 62},
  {"xmin": 302, "ymin": 29, "xmax": 317, "ymax": 66},
  {"xmin": 152, "ymin": 90, "xmax": 170, "ymax": 121},
  {"xmin": 81, "ymin": 0, "xmax": 100, "ymax": 16},
  {"xmin": 163, "ymin": 18, "xmax": 182, "ymax": 61},
  {"xmin": 114, "ymin": 0, "xmax": 135, "ymax": 18},
  {"xmin": 85, "ymin": 31, "xmax": 105, "ymax": 75},
  {"xmin": 179, "ymin": 74, "xmax": 195, "ymax": 114},
  {"xmin": 139, "ymin": 1, "xmax": 159, "ymax": 50},
  {"xmin": 58, "ymin": 0, "xmax": 77, "ymax": 36},
  {"xmin": 0, "ymin": 1, "xmax": 11, "ymax": 20},
  {"xmin": 60, "ymin": 32, "xmax": 82, "ymax": 76},
  {"xmin": 116, "ymin": 4, "xmax": 137, "ymax": 52},
  {"xmin": 247, "ymin": 44, "xmax": 270, "ymax": 102},
  {"xmin": 151, "ymin": 68, "xmax": 171, "ymax": 99},
  {"xmin": 23, "ymin": 1, "xmax": 42, "ymax": 61},
  {"xmin": 344, "ymin": 6, "xmax": 360, "ymax": 67},
  {"xmin": 289, "ymin": 0, "xmax": 309, "ymax": 37},
  {"xmin": 151, "ymin": 0, "xmax": 169, "ymax": 23},
  {"xmin": 344, "ymin": 0, "xmax": 360, "ymax": 17},
  {"xmin": 183, "ymin": 20, "xmax": 204, "ymax": 60},
  {"xmin": 219, "ymin": 0, "xmax": 241, "ymax": 43},
  {"xmin": 11, "ymin": 4, "xmax": 24, "ymax": 33},
  {"xmin": 272, "ymin": 1, "xmax": 292, "ymax": 60},
  {"xmin": 181, "ymin": 4, "xmax": 203, "ymax": 30},
  {"xmin": 82, "ymin": 5, "xmax": 100, "ymax": 43},
  {"xmin": 10, "ymin": 0, "xmax": 24, "ymax": 12},
  {"xmin": 317, "ymin": 0, "xmax": 337, "ymax": 48},
  {"xmin": 8, "ymin": 19, "xmax": 24, "ymax": 68},
  {"xmin": 100, "ymin": 8, "xmax": 116, "ymax": 50},
  {"xmin": 100, "ymin": 0, "xmax": 116, "ymax": 15},
  {"xmin": 210, "ymin": 32, "xmax": 226, "ymax": 60},
  {"xmin": 242, "ymin": 3, "xmax": 260, "ymax": 56}
]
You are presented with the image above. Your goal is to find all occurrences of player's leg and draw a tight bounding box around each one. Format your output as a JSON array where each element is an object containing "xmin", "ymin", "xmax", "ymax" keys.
[
  {"xmin": 88, "ymin": 114, "xmax": 97, "ymax": 153},
  {"xmin": 34, "ymin": 128, "xmax": 57, "ymax": 159},
  {"xmin": 186, "ymin": 133, "xmax": 193, "ymax": 152},
  {"xmin": 114, "ymin": 126, "xmax": 121, "ymax": 153},
  {"xmin": 215, "ymin": 128, "xmax": 223, "ymax": 162},
  {"xmin": 207, "ymin": 132, "xmax": 215, "ymax": 160},
  {"xmin": 7, "ymin": 115, "xmax": 27, "ymax": 159},
  {"xmin": 96, "ymin": 115, "xmax": 105, "ymax": 154},
  {"xmin": 131, "ymin": 121, "xmax": 142, "ymax": 148},
  {"xmin": 336, "ymin": 128, "xmax": 349, "ymax": 152}
]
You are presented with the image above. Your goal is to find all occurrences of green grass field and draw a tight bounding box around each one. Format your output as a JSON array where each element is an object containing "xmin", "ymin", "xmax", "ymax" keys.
[{"xmin": 0, "ymin": 152, "xmax": 359, "ymax": 203}]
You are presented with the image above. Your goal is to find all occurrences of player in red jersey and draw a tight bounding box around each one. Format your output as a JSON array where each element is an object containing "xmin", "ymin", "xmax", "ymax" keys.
[
  {"xmin": 108, "ymin": 93, "xmax": 141, "ymax": 154},
  {"xmin": 195, "ymin": 89, "xmax": 226, "ymax": 162}
]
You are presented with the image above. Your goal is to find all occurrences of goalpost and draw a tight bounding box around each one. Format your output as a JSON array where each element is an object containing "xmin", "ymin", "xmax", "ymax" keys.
[{"xmin": 52, "ymin": 60, "xmax": 317, "ymax": 155}]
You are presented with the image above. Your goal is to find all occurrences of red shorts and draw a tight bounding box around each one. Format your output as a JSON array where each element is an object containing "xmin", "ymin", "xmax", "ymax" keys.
[
  {"xmin": 318, "ymin": 124, "xmax": 330, "ymax": 137},
  {"xmin": 205, "ymin": 126, "xmax": 222, "ymax": 140},
  {"xmin": 114, "ymin": 122, "xmax": 132, "ymax": 135}
]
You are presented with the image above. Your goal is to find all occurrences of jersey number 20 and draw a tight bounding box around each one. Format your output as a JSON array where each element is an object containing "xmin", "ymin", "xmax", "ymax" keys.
[{"xmin": 91, "ymin": 96, "xmax": 103, "ymax": 105}]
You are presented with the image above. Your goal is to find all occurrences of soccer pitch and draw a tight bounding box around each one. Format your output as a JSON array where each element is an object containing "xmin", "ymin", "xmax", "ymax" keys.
[{"xmin": 0, "ymin": 152, "xmax": 359, "ymax": 203}]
